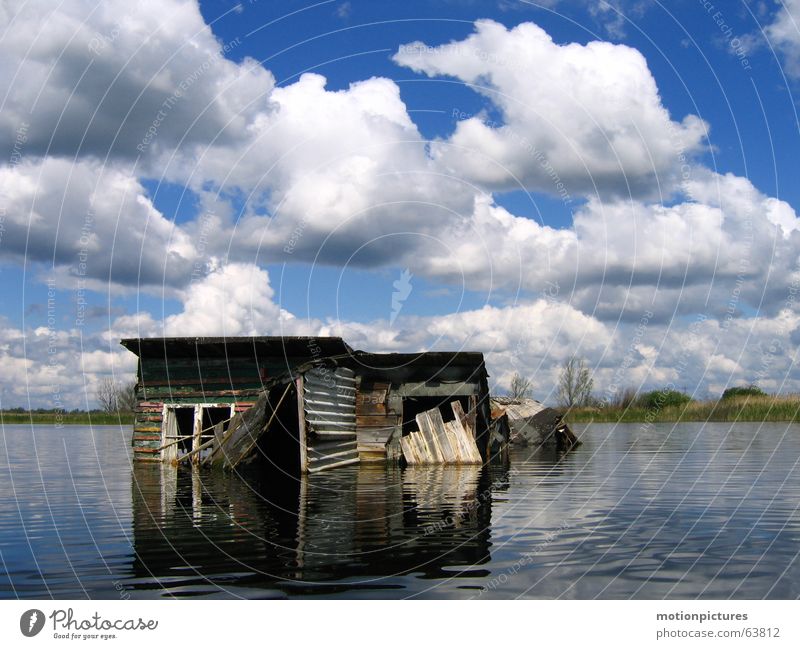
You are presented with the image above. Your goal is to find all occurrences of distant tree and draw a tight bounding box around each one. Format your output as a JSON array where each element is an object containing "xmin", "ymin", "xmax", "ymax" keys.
[
  {"xmin": 557, "ymin": 358, "xmax": 594, "ymax": 408},
  {"xmin": 510, "ymin": 372, "xmax": 532, "ymax": 400},
  {"xmin": 96, "ymin": 377, "xmax": 118, "ymax": 413},
  {"xmin": 116, "ymin": 381, "xmax": 138, "ymax": 412},
  {"xmin": 637, "ymin": 389, "xmax": 691, "ymax": 410},
  {"xmin": 96, "ymin": 378, "xmax": 138, "ymax": 413},
  {"xmin": 721, "ymin": 384, "xmax": 766, "ymax": 400}
]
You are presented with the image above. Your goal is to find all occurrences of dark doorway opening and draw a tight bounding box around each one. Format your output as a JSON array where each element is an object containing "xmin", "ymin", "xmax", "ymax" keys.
[
  {"xmin": 255, "ymin": 383, "xmax": 301, "ymax": 476},
  {"xmin": 401, "ymin": 395, "xmax": 471, "ymax": 437},
  {"xmin": 174, "ymin": 407, "xmax": 195, "ymax": 454},
  {"xmin": 202, "ymin": 407, "xmax": 231, "ymax": 436},
  {"xmin": 200, "ymin": 407, "xmax": 231, "ymax": 461}
]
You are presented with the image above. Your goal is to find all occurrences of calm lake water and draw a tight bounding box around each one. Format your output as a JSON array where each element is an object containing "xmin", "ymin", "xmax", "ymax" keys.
[{"xmin": 1, "ymin": 422, "xmax": 798, "ymax": 599}]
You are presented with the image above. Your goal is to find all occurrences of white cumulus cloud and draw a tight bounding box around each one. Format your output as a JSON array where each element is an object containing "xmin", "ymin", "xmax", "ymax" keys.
[{"xmin": 394, "ymin": 19, "xmax": 708, "ymax": 199}]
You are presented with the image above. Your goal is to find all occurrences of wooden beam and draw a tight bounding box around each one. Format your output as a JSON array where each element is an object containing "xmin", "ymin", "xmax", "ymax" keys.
[
  {"xmin": 450, "ymin": 402, "xmax": 482, "ymax": 463},
  {"xmin": 191, "ymin": 406, "xmax": 202, "ymax": 466},
  {"xmin": 415, "ymin": 410, "xmax": 444, "ymax": 463},
  {"xmin": 443, "ymin": 421, "xmax": 462, "ymax": 463},
  {"xmin": 400, "ymin": 436, "xmax": 416, "ymax": 465},
  {"xmin": 296, "ymin": 376, "xmax": 308, "ymax": 474},
  {"xmin": 428, "ymin": 408, "xmax": 456, "ymax": 462},
  {"xmin": 394, "ymin": 382, "xmax": 479, "ymax": 397}
]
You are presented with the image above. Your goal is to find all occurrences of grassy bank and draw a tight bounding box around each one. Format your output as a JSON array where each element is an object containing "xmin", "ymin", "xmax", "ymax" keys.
[
  {"xmin": 6, "ymin": 394, "xmax": 800, "ymax": 426},
  {"xmin": 564, "ymin": 394, "xmax": 800, "ymax": 424},
  {"xmin": 0, "ymin": 411, "xmax": 135, "ymax": 425}
]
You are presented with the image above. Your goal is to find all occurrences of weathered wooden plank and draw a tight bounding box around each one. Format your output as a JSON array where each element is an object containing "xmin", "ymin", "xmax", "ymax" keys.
[
  {"xmin": 355, "ymin": 402, "xmax": 387, "ymax": 415},
  {"xmin": 443, "ymin": 421, "xmax": 463, "ymax": 463},
  {"xmin": 446, "ymin": 417, "xmax": 469, "ymax": 462},
  {"xmin": 357, "ymin": 428, "xmax": 394, "ymax": 444},
  {"xmin": 395, "ymin": 381, "xmax": 479, "ymax": 397},
  {"xmin": 357, "ymin": 441, "xmax": 388, "ymax": 450},
  {"xmin": 133, "ymin": 426, "xmax": 161, "ymax": 433},
  {"xmin": 132, "ymin": 454, "xmax": 160, "ymax": 462},
  {"xmin": 451, "ymin": 400, "xmax": 471, "ymax": 436},
  {"xmin": 415, "ymin": 410, "xmax": 444, "ymax": 463},
  {"xmin": 428, "ymin": 408, "xmax": 456, "ymax": 462},
  {"xmin": 297, "ymin": 377, "xmax": 307, "ymax": 473},
  {"xmin": 133, "ymin": 440, "xmax": 162, "ymax": 449},
  {"xmin": 397, "ymin": 405, "xmax": 482, "ymax": 465},
  {"xmin": 358, "ymin": 448, "xmax": 387, "ymax": 462},
  {"xmin": 357, "ymin": 415, "xmax": 400, "ymax": 428},
  {"xmin": 401, "ymin": 432, "xmax": 427, "ymax": 464},
  {"xmin": 411, "ymin": 430, "xmax": 430, "ymax": 463},
  {"xmin": 204, "ymin": 391, "xmax": 270, "ymax": 468},
  {"xmin": 412, "ymin": 431, "xmax": 430, "ymax": 463},
  {"xmin": 357, "ymin": 424, "xmax": 397, "ymax": 434},
  {"xmin": 308, "ymin": 448, "xmax": 357, "ymax": 463},
  {"xmin": 307, "ymin": 455, "xmax": 359, "ymax": 473},
  {"xmin": 144, "ymin": 389, "xmax": 263, "ymax": 398},
  {"xmin": 449, "ymin": 405, "xmax": 482, "ymax": 463},
  {"xmin": 400, "ymin": 436, "xmax": 416, "ymax": 465}
]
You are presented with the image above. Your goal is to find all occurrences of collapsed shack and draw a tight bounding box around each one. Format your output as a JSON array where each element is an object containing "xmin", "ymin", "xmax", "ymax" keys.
[
  {"xmin": 203, "ymin": 365, "xmax": 361, "ymax": 473},
  {"xmin": 121, "ymin": 337, "xmax": 496, "ymax": 474},
  {"xmin": 490, "ymin": 397, "xmax": 580, "ymax": 453}
]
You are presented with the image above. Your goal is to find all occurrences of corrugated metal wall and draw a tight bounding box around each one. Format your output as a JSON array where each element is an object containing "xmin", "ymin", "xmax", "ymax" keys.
[{"xmin": 303, "ymin": 367, "xmax": 359, "ymax": 472}]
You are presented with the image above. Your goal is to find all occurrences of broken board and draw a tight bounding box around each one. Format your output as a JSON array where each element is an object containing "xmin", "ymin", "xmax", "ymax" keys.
[{"xmin": 401, "ymin": 401, "xmax": 481, "ymax": 465}]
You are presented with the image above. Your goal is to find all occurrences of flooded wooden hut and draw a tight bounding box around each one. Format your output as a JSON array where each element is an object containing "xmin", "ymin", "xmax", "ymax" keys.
[
  {"xmin": 120, "ymin": 336, "xmax": 352, "ymax": 463},
  {"xmin": 121, "ymin": 337, "xmax": 493, "ymax": 473}
]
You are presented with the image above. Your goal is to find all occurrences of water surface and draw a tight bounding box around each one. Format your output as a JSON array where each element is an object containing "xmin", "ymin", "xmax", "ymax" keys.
[{"xmin": 1, "ymin": 422, "xmax": 798, "ymax": 598}]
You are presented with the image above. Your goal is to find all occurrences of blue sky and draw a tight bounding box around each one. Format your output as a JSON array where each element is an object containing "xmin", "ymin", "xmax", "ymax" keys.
[
  {"xmin": 1, "ymin": 0, "xmax": 800, "ymax": 407},
  {"xmin": 192, "ymin": 0, "xmax": 799, "ymax": 199}
]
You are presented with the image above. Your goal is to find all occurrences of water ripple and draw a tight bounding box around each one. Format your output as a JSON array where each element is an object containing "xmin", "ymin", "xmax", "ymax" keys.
[{"xmin": 1, "ymin": 422, "xmax": 799, "ymax": 598}]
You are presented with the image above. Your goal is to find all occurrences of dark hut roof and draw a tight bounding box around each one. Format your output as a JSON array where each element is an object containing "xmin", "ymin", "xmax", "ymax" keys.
[
  {"xmin": 120, "ymin": 337, "xmax": 488, "ymax": 383},
  {"xmin": 346, "ymin": 350, "xmax": 486, "ymax": 369},
  {"xmin": 120, "ymin": 336, "xmax": 353, "ymax": 359},
  {"xmin": 340, "ymin": 350, "xmax": 488, "ymax": 382}
]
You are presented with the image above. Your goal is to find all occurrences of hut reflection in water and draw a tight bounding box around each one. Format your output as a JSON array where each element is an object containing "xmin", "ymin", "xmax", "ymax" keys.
[{"xmin": 130, "ymin": 461, "xmax": 506, "ymax": 597}]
